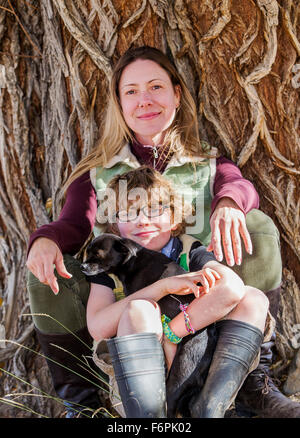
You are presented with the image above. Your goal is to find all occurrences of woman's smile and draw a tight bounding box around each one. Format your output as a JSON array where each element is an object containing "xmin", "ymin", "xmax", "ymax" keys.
[
  {"xmin": 137, "ymin": 111, "xmax": 162, "ymax": 121},
  {"xmin": 119, "ymin": 59, "xmax": 180, "ymax": 146}
]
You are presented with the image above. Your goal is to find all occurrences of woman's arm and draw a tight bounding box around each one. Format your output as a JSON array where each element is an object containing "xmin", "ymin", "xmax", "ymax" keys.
[
  {"xmin": 27, "ymin": 171, "xmax": 97, "ymax": 257},
  {"xmin": 26, "ymin": 171, "xmax": 97, "ymax": 294},
  {"xmin": 212, "ymin": 157, "xmax": 259, "ymax": 215},
  {"xmin": 208, "ymin": 157, "xmax": 259, "ymax": 266}
]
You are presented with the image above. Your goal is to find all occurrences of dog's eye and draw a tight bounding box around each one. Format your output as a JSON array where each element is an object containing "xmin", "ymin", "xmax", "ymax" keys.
[{"xmin": 97, "ymin": 249, "xmax": 106, "ymax": 258}]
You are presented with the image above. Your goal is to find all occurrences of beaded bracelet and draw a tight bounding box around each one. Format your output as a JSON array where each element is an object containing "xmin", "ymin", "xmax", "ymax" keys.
[
  {"xmin": 161, "ymin": 314, "xmax": 182, "ymax": 344},
  {"xmin": 179, "ymin": 303, "xmax": 195, "ymax": 334}
]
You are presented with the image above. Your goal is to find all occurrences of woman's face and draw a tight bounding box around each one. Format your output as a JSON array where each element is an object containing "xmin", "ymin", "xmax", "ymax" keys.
[{"xmin": 118, "ymin": 59, "xmax": 180, "ymax": 146}]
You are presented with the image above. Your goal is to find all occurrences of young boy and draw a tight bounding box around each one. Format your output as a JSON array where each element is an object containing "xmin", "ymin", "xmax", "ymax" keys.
[{"xmin": 85, "ymin": 166, "xmax": 270, "ymax": 418}]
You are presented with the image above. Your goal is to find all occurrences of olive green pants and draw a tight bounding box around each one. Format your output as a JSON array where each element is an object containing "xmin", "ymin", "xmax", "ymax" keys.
[{"xmin": 27, "ymin": 209, "xmax": 282, "ymax": 334}]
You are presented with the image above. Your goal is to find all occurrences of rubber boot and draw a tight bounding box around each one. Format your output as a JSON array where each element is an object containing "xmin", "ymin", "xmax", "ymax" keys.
[
  {"xmin": 36, "ymin": 327, "xmax": 106, "ymax": 417},
  {"xmin": 107, "ymin": 332, "xmax": 167, "ymax": 418},
  {"xmin": 189, "ymin": 319, "xmax": 263, "ymax": 418}
]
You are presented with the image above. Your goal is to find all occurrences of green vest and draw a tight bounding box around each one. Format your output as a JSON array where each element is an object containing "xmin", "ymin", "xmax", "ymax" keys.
[
  {"xmin": 90, "ymin": 143, "xmax": 217, "ymax": 246},
  {"xmin": 178, "ymin": 234, "xmax": 199, "ymax": 271}
]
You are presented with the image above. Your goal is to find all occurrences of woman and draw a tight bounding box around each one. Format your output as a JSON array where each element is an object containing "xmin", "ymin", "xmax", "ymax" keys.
[{"xmin": 26, "ymin": 46, "xmax": 296, "ymax": 418}]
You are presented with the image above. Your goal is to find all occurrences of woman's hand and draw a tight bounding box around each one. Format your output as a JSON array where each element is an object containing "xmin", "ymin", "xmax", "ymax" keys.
[
  {"xmin": 157, "ymin": 268, "xmax": 221, "ymax": 299},
  {"xmin": 207, "ymin": 197, "xmax": 253, "ymax": 266},
  {"xmin": 26, "ymin": 237, "xmax": 72, "ymax": 294}
]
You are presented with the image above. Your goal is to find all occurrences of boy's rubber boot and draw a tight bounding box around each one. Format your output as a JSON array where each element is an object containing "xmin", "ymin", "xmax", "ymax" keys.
[
  {"xmin": 36, "ymin": 327, "xmax": 106, "ymax": 417},
  {"xmin": 189, "ymin": 319, "xmax": 263, "ymax": 418},
  {"xmin": 107, "ymin": 332, "xmax": 167, "ymax": 418}
]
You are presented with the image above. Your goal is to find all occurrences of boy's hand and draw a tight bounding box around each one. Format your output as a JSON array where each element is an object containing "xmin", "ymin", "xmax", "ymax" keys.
[
  {"xmin": 156, "ymin": 269, "xmax": 221, "ymax": 299},
  {"xmin": 196, "ymin": 267, "xmax": 221, "ymax": 295}
]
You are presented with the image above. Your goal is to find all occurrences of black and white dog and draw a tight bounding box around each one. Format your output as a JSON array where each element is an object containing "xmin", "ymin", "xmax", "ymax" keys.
[
  {"xmin": 81, "ymin": 233, "xmax": 216, "ymax": 417},
  {"xmin": 81, "ymin": 233, "xmax": 195, "ymax": 319}
]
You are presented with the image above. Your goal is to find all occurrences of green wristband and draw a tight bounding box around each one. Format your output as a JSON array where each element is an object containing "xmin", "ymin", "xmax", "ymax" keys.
[{"xmin": 161, "ymin": 314, "xmax": 182, "ymax": 344}]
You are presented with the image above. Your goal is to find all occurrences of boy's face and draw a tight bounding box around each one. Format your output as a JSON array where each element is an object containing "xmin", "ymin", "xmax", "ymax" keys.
[{"xmin": 116, "ymin": 202, "xmax": 178, "ymax": 252}]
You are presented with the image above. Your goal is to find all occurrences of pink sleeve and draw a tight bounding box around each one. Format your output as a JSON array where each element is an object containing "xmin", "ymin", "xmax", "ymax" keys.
[
  {"xmin": 211, "ymin": 157, "xmax": 259, "ymax": 215},
  {"xmin": 27, "ymin": 171, "xmax": 98, "ymax": 257}
]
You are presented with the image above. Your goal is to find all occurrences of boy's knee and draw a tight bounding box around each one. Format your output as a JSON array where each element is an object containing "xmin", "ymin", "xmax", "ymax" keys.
[
  {"xmin": 219, "ymin": 280, "xmax": 246, "ymax": 308},
  {"xmin": 125, "ymin": 299, "xmax": 159, "ymax": 321},
  {"xmin": 244, "ymin": 286, "xmax": 270, "ymax": 313},
  {"xmin": 120, "ymin": 299, "xmax": 162, "ymax": 338}
]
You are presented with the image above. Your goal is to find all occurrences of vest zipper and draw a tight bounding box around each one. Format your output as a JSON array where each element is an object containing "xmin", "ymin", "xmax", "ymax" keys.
[{"xmin": 153, "ymin": 146, "xmax": 158, "ymax": 168}]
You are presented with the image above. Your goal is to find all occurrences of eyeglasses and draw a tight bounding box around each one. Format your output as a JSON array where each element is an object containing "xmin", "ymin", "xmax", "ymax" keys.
[{"xmin": 116, "ymin": 204, "xmax": 170, "ymax": 222}]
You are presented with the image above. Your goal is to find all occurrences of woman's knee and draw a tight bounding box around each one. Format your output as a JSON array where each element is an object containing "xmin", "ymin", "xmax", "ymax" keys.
[
  {"xmin": 232, "ymin": 209, "xmax": 282, "ymax": 291},
  {"xmin": 26, "ymin": 255, "xmax": 90, "ymax": 334}
]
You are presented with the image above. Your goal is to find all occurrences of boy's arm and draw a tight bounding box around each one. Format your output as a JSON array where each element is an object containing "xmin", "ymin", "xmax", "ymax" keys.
[
  {"xmin": 87, "ymin": 272, "xmax": 208, "ymax": 341},
  {"xmin": 86, "ymin": 283, "xmax": 116, "ymax": 341},
  {"xmin": 167, "ymin": 260, "xmax": 245, "ymax": 338},
  {"xmin": 86, "ymin": 280, "xmax": 168, "ymax": 341}
]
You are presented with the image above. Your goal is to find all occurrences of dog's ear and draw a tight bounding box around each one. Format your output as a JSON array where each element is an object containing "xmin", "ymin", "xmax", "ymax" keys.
[{"xmin": 114, "ymin": 238, "xmax": 138, "ymax": 264}]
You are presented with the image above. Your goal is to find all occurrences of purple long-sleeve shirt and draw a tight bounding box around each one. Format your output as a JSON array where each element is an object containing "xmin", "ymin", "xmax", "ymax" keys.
[{"xmin": 27, "ymin": 156, "xmax": 259, "ymax": 257}]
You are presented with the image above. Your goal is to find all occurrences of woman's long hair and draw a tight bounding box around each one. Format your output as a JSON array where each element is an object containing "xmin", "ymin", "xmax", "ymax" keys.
[{"xmin": 63, "ymin": 46, "xmax": 206, "ymax": 193}]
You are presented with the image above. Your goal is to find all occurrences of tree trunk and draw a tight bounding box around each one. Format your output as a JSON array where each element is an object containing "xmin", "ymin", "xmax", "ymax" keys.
[{"xmin": 0, "ymin": 0, "xmax": 299, "ymax": 417}]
